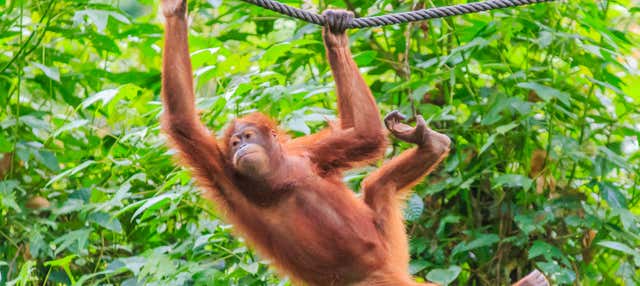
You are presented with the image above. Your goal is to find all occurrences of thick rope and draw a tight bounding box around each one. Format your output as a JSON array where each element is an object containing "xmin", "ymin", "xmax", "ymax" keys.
[{"xmin": 241, "ymin": 0, "xmax": 555, "ymax": 29}]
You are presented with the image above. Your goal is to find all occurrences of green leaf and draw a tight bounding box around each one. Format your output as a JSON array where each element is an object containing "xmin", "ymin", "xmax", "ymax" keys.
[
  {"xmin": 34, "ymin": 150, "xmax": 60, "ymax": 172},
  {"xmin": 353, "ymin": 50, "xmax": 377, "ymax": 66},
  {"xmin": 21, "ymin": 115, "xmax": 49, "ymax": 131},
  {"xmin": 493, "ymin": 174, "xmax": 533, "ymax": 190},
  {"xmin": 426, "ymin": 265, "xmax": 461, "ymax": 285},
  {"xmin": 517, "ymin": 82, "xmax": 571, "ymax": 105},
  {"xmin": 45, "ymin": 255, "xmax": 78, "ymax": 284},
  {"xmin": 207, "ymin": 0, "xmax": 222, "ymax": 8},
  {"xmin": 131, "ymin": 192, "xmax": 178, "ymax": 221},
  {"xmin": 117, "ymin": 256, "xmax": 146, "ymax": 275},
  {"xmin": 537, "ymin": 31, "xmax": 553, "ymax": 48},
  {"xmin": 44, "ymin": 254, "xmax": 77, "ymax": 267},
  {"xmin": 463, "ymin": 234, "xmax": 500, "ymax": 251},
  {"xmin": 73, "ymin": 9, "xmax": 130, "ymax": 33},
  {"xmin": 260, "ymin": 43, "xmax": 292, "ymax": 68},
  {"xmin": 528, "ymin": 240, "xmax": 571, "ymax": 267},
  {"xmin": 611, "ymin": 208, "xmax": 636, "ymax": 231},
  {"xmin": 598, "ymin": 146, "xmax": 631, "ymax": 170},
  {"xmin": 0, "ymin": 134, "xmax": 12, "ymax": 152},
  {"xmin": 193, "ymin": 234, "xmax": 214, "ymax": 250},
  {"xmin": 53, "ymin": 119, "xmax": 89, "ymax": 137},
  {"xmin": 514, "ymin": 212, "xmax": 550, "ymax": 235},
  {"xmin": 617, "ymin": 261, "xmax": 637, "ymax": 286},
  {"xmin": 436, "ymin": 215, "xmax": 461, "ymax": 236},
  {"xmin": 285, "ymin": 116, "xmax": 310, "ymax": 134},
  {"xmin": 452, "ymin": 233, "xmax": 500, "ymax": 257},
  {"xmin": 409, "ymin": 260, "xmax": 429, "ymax": 275},
  {"xmin": 54, "ymin": 199, "xmax": 85, "ymax": 215},
  {"xmin": 598, "ymin": 182, "xmax": 627, "ymax": 208},
  {"xmin": 32, "ymin": 62, "xmax": 60, "ymax": 82},
  {"xmin": 478, "ymin": 134, "xmax": 496, "ymax": 155},
  {"xmin": 0, "ymin": 180, "xmax": 20, "ymax": 212},
  {"xmin": 597, "ymin": 241, "xmax": 640, "ymax": 257},
  {"xmin": 46, "ymin": 160, "xmax": 95, "ymax": 187},
  {"xmin": 81, "ymin": 89, "xmax": 119, "ymax": 108},
  {"xmin": 536, "ymin": 262, "xmax": 576, "ymax": 284},
  {"xmin": 12, "ymin": 261, "xmax": 36, "ymax": 284},
  {"xmin": 495, "ymin": 122, "xmax": 518, "ymax": 134},
  {"xmin": 54, "ymin": 229, "xmax": 90, "ymax": 255},
  {"xmin": 528, "ymin": 240, "xmax": 558, "ymax": 259},
  {"xmin": 29, "ymin": 232, "xmax": 48, "ymax": 258},
  {"xmin": 240, "ymin": 262, "xmax": 260, "ymax": 274},
  {"xmin": 481, "ymin": 98, "xmax": 508, "ymax": 126},
  {"xmin": 89, "ymin": 211, "xmax": 123, "ymax": 233},
  {"xmin": 404, "ymin": 194, "xmax": 424, "ymax": 222}
]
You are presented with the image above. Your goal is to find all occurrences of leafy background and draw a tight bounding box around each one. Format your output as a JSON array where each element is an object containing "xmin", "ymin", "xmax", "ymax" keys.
[{"xmin": 1, "ymin": 0, "xmax": 639, "ymax": 285}]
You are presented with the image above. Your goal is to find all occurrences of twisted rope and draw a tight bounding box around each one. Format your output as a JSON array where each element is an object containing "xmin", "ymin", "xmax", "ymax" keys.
[{"xmin": 241, "ymin": 0, "xmax": 555, "ymax": 29}]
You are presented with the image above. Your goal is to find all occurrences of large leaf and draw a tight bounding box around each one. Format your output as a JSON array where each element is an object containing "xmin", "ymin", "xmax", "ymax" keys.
[
  {"xmin": 45, "ymin": 160, "xmax": 95, "ymax": 187},
  {"xmin": 131, "ymin": 192, "xmax": 178, "ymax": 221},
  {"xmin": 88, "ymin": 211, "xmax": 123, "ymax": 233},
  {"xmin": 426, "ymin": 265, "xmax": 462, "ymax": 286},
  {"xmin": 517, "ymin": 82, "xmax": 571, "ymax": 105},
  {"xmin": 404, "ymin": 193, "xmax": 424, "ymax": 222}
]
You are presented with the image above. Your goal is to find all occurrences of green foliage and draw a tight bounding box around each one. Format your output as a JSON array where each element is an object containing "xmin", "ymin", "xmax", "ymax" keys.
[{"xmin": 1, "ymin": 0, "xmax": 639, "ymax": 285}]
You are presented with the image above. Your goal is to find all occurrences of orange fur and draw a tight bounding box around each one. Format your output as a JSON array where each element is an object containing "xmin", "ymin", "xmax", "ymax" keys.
[
  {"xmin": 162, "ymin": 4, "xmax": 449, "ymax": 286},
  {"xmin": 221, "ymin": 112, "xmax": 290, "ymax": 154}
]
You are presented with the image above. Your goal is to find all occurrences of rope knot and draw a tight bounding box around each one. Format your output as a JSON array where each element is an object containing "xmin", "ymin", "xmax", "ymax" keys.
[{"xmin": 322, "ymin": 9, "xmax": 354, "ymax": 33}]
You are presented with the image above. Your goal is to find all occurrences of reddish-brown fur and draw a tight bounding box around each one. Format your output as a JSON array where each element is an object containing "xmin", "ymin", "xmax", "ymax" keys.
[{"xmin": 160, "ymin": 1, "xmax": 549, "ymax": 286}]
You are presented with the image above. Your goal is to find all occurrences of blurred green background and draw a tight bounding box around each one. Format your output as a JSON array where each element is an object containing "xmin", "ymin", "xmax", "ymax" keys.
[{"xmin": 0, "ymin": 0, "xmax": 638, "ymax": 285}]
